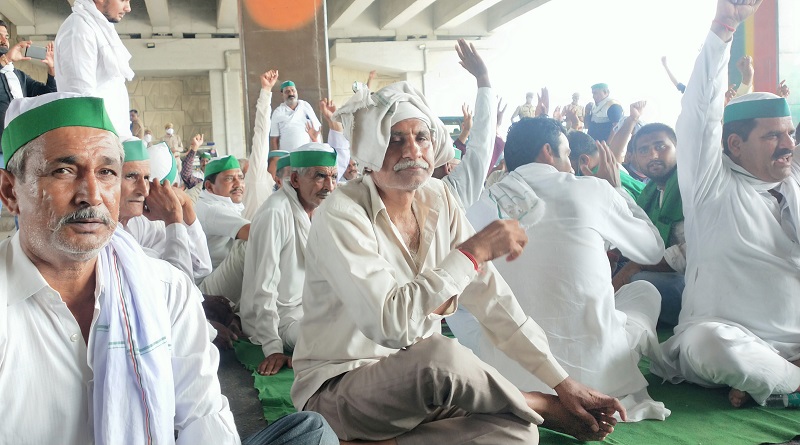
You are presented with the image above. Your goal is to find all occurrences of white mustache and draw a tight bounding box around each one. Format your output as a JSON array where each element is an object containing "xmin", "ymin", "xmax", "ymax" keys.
[{"xmin": 394, "ymin": 159, "xmax": 430, "ymax": 172}]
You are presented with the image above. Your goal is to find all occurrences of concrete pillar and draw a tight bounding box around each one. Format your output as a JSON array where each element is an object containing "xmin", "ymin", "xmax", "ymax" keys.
[{"xmin": 238, "ymin": 0, "xmax": 330, "ymax": 153}]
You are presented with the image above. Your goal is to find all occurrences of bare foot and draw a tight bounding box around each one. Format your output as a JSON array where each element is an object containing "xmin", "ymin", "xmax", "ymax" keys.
[
  {"xmin": 525, "ymin": 392, "xmax": 615, "ymax": 441},
  {"xmin": 729, "ymin": 388, "xmax": 752, "ymax": 408}
]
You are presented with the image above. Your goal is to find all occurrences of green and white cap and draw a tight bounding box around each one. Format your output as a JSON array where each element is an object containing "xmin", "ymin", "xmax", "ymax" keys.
[
  {"xmin": 2, "ymin": 93, "xmax": 117, "ymax": 165},
  {"xmin": 123, "ymin": 138, "xmax": 149, "ymax": 162},
  {"xmin": 724, "ymin": 92, "xmax": 791, "ymax": 124},
  {"xmin": 148, "ymin": 141, "xmax": 177, "ymax": 183},
  {"xmin": 205, "ymin": 155, "xmax": 240, "ymax": 179},
  {"xmin": 289, "ymin": 142, "xmax": 337, "ymax": 168}
]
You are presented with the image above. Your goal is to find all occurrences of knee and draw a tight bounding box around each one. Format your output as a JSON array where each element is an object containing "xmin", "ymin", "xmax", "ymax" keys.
[
  {"xmin": 681, "ymin": 323, "xmax": 749, "ymax": 377},
  {"xmin": 409, "ymin": 334, "xmax": 482, "ymax": 376}
]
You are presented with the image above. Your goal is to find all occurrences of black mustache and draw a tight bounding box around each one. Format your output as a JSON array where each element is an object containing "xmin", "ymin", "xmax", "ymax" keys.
[{"xmin": 773, "ymin": 148, "xmax": 793, "ymax": 160}]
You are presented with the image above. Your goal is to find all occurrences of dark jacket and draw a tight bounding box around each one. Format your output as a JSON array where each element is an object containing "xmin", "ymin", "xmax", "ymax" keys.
[{"xmin": 0, "ymin": 67, "xmax": 57, "ymax": 151}]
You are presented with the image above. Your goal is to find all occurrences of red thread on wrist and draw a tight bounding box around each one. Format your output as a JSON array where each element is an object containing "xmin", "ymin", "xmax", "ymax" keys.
[
  {"xmin": 458, "ymin": 249, "xmax": 479, "ymax": 271},
  {"xmin": 713, "ymin": 19, "xmax": 736, "ymax": 33}
]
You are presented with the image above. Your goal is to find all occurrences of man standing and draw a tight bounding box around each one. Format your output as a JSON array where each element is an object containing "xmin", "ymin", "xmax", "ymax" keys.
[
  {"xmin": 586, "ymin": 83, "xmax": 623, "ymax": 142},
  {"xmin": 454, "ymin": 117, "xmax": 668, "ymax": 421},
  {"xmin": 55, "ymin": 0, "xmax": 134, "ymax": 138},
  {"xmin": 0, "ymin": 21, "xmax": 57, "ymax": 147},
  {"xmin": 652, "ymin": 0, "xmax": 800, "ymax": 408},
  {"xmin": 241, "ymin": 143, "xmax": 338, "ymax": 377},
  {"xmin": 161, "ymin": 122, "xmax": 184, "ymax": 154},
  {"xmin": 613, "ymin": 123, "xmax": 685, "ymax": 327},
  {"xmin": 510, "ymin": 92, "xmax": 536, "ymax": 122},
  {"xmin": 119, "ymin": 138, "xmax": 212, "ymax": 281},
  {"xmin": 292, "ymin": 39, "xmax": 624, "ymax": 444},
  {"xmin": 129, "ymin": 109, "xmax": 144, "ymax": 139},
  {"xmin": 268, "ymin": 80, "xmax": 322, "ymax": 179}
]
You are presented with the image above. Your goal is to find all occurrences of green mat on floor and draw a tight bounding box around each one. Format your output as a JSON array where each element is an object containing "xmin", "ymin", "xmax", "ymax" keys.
[{"xmin": 233, "ymin": 334, "xmax": 800, "ymax": 444}]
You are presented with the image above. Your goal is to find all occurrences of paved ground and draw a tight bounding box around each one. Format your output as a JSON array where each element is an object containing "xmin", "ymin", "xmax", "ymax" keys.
[{"xmin": 218, "ymin": 346, "xmax": 270, "ymax": 439}]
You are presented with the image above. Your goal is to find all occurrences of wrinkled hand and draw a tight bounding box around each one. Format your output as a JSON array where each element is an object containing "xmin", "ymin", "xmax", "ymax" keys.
[
  {"xmin": 535, "ymin": 88, "xmax": 550, "ymax": 117},
  {"xmin": 305, "ymin": 121, "xmax": 321, "ymax": 142},
  {"xmin": 725, "ymin": 84, "xmax": 738, "ymax": 105},
  {"xmin": 258, "ymin": 353, "xmax": 293, "ymax": 376},
  {"xmin": 261, "ymin": 69, "xmax": 279, "ymax": 89},
  {"xmin": 715, "ymin": 0, "xmax": 763, "ymax": 30},
  {"xmin": 737, "ymin": 55, "xmax": 754, "ymax": 85},
  {"xmin": 6, "ymin": 40, "xmax": 31, "ymax": 63},
  {"xmin": 612, "ymin": 262, "xmax": 641, "ymax": 292},
  {"xmin": 457, "ymin": 219, "xmax": 528, "ymax": 263},
  {"xmin": 461, "ymin": 103, "xmax": 473, "ymax": 131},
  {"xmin": 777, "ymin": 80, "xmax": 790, "ymax": 98},
  {"xmin": 555, "ymin": 377, "xmax": 627, "ymax": 433},
  {"xmin": 144, "ymin": 178, "xmax": 183, "ymax": 225},
  {"xmin": 629, "ymin": 101, "xmax": 647, "ymax": 121},
  {"xmin": 210, "ymin": 320, "xmax": 239, "ymax": 350},
  {"xmin": 455, "ymin": 38, "xmax": 490, "ymax": 88}
]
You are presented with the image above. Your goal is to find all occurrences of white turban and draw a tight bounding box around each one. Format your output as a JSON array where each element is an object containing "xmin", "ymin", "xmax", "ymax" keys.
[{"xmin": 332, "ymin": 81, "xmax": 453, "ymax": 172}]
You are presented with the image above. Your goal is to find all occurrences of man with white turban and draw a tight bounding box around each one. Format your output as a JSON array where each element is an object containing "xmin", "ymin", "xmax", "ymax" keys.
[
  {"xmin": 652, "ymin": 0, "xmax": 800, "ymax": 408},
  {"xmin": 290, "ymin": 39, "xmax": 625, "ymax": 445}
]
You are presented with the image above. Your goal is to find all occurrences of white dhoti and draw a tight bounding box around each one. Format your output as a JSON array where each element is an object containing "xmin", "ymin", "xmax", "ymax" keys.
[{"xmin": 199, "ymin": 240, "xmax": 246, "ymax": 306}]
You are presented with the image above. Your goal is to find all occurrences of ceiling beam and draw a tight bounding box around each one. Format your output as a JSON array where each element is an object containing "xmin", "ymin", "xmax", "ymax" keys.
[
  {"xmin": 434, "ymin": 0, "xmax": 502, "ymax": 30},
  {"xmin": 216, "ymin": 0, "xmax": 238, "ymax": 32},
  {"xmin": 380, "ymin": 0, "xmax": 436, "ymax": 30},
  {"xmin": 144, "ymin": 0, "xmax": 170, "ymax": 32},
  {"xmin": 328, "ymin": 0, "xmax": 376, "ymax": 29},
  {"xmin": 0, "ymin": 0, "xmax": 35, "ymax": 28},
  {"xmin": 487, "ymin": 0, "xmax": 551, "ymax": 31}
]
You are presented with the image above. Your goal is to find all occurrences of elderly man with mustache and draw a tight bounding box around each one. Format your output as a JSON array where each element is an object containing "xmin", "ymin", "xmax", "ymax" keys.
[
  {"xmin": 240, "ymin": 143, "xmax": 338, "ymax": 377},
  {"xmin": 289, "ymin": 39, "xmax": 625, "ymax": 445},
  {"xmin": 651, "ymin": 0, "xmax": 800, "ymax": 409}
]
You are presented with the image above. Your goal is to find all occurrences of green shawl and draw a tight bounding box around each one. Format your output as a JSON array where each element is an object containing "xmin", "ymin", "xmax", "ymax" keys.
[
  {"xmin": 620, "ymin": 169, "xmax": 645, "ymax": 200},
  {"xmin": 635, "ymin": 169, "xmax": 683, "ymax": 246}
]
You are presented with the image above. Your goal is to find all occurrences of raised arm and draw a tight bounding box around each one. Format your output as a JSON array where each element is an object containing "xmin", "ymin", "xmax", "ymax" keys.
[
  {"xmin": 608, "ymin": 101, "xmax": 646, "ymax": 163},
  {"xmin": 243, "ymin": 70, "xmax": 278, "ymax": 220},
  {"xmin": 661, "ymin": 56, "xmax": 682, "ymax": 89}
]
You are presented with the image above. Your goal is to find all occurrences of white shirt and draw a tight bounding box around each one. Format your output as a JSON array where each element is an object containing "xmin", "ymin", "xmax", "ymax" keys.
[
  {"xmin": 1, "ymin": 63, "xmax": 23, "ymax": 100},
  {"xmin": 290, "ymin": 174, "xmax": 568, "ymax": 410},
  {"xmin": 466, "ymin": 163, "xmax": 664, "ymax": 398},
  {"xmin": 443, "ymin": 87, "xmax": 496, "ymax": 210},
  {"xmin": 243, "ymin": 88, "xmax": 276, "ymax": 221},
  {"xmin": 0, "ymin": 234, "xmax": 239, "ymax": 444},
  {"xmin": 667, "ymin": 32, "xmax": 800, "ymax": 362},
  {"xmin": 241, "ymin": 186, "xmax": 309, "ymax": 357},
  {"xmin": 123, "ymin": 216, "xmax": 213, "ymax": 280},
  {"xmin": 195, "ymin": 190, "xmax": 249, "ymax": 269},
  {"xmin": 55, "ymin": 2, "xmax": 133, "ymax": 139},
  {"xmin": 270, "ymin": 100, "xmax": 321, "ymax": 152}
]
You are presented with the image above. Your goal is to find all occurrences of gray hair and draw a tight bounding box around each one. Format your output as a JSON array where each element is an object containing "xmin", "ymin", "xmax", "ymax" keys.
[{"xmin": 290, "ymin": 166, "xmax": 312, "ymax": 177}]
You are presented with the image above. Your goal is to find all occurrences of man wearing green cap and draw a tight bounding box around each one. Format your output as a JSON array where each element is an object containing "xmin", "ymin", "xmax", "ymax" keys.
[
  {"xmin": 652, "ymin": 0, "xmax": 800, "ymax": 409},
  {"xmin": 119, "ymin": 138, "xmax": 212, "ymax": 281},
  {"xmin": 195, "ymin": 155, "xmax": 250, "ymax": 305},
  {"xmin": 586, "ymin": 83, "xmax": 623, "ymax": 142},
  {"xmin": 269, "ymin": 79, "xmax": 322, "ymax": 177},
  {"xmin": 241, "ymin": 143, "xmax": 338, "ymax": 377},
  {"xmin": 0, "ymin": 93, "xmax": 240, "ymax": 443}
]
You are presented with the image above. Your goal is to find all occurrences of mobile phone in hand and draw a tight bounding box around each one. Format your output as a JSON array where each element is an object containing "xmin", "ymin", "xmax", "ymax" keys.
[{"xmin": 24, "ymin": 45, "xmax": 47, "ymax": 60}]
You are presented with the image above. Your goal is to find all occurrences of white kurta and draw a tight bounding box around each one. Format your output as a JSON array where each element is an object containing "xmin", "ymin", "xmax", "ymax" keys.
[
  {"xmin": 123, "ymin": 216, "xmax": 212, "ymax": 280},
  {"xmin": 270, "ymin": 100, "xmax": 321, "ymax": 152},
  {"xmin": 0, "ymin": 234, "xmax": 239, "ymax": 444},
  {"xmin": 195, "ymin": 190, "xmax": 249, "ymax": 269},
  {"xmin": 55, "ymin": 1, "xmax": 133, "ymax": 139},
  {"xmin": 652, "ymin": 31, "xmax": 800, "ymax": 403},
  {"xmin": 290, "ymin": 174, "xmax": 568, "ymax": 410},
  {"xmin": 241, "ymin": 186, "xmax": 309, "ymax": 358},
  {"xmin": 243, "ymin": 88, "xmax": 276, "ymax": 221},
  {"xmin": 454, "ymin": 163, "xmax": 668, "ymax": 421},
  {"xmin": 443, "ymin": 87, "xmax": 496, "ymax": 210}
]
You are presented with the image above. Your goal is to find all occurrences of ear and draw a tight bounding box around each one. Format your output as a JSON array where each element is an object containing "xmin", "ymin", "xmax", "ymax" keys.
[
  {"xmin": 0, "ymin": 170, "xmax": 20, "ymax": 215},
  {"xmin": 289, "ymin": 171, "xmax": 301, "ymax": 189},
  {"xmin": 727, "ymin": 133, "xmax": 743, "ymax": 159},
  {"xmin": 203, "ymin": 179, "xmax": 213, "ymax": 192},
  {"xmin": 536, "ymin": 143, "xmax": 555, "ymax": 165}
]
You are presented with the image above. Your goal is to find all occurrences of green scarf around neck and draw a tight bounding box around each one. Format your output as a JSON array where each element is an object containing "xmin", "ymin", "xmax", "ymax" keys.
[{"xmin": 635, "ymin": 169, "xmax": 683, "ymax": 246}]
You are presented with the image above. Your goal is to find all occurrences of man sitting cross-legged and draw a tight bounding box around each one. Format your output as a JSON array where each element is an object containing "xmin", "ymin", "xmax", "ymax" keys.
[
  {"xmin": 652, "ymin": 0, "xmax": 800, "ymax": 408},
  {"xmin": 290, "ymin": 39, "xmax": 625, "ymax": 445},
  {"xmin": 240, "ymin": 143, "xmax": 338, "ymax": 376},
  {"xmin": 451, "ymin": 117, "xmax": 668, "ymax": 422}
]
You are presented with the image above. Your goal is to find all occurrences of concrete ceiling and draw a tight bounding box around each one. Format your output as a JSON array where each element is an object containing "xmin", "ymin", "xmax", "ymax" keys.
[{"xmin": 0, "ymin": 0, "xmax": 552, "ymax": 41}]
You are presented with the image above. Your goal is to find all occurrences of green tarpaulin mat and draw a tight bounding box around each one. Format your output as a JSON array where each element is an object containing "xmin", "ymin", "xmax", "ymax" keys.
[{"xmin": 233, "ymin": 330, "xmax": 800, "ymax": 444}]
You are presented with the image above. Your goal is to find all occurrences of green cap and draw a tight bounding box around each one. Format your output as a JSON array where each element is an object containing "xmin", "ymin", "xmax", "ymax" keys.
[
  {"xmin": 123, "ymin": 139, "xmax": 149, "ymax": 162},
  {"xmin": 724, "ymin": 93, "xmax": 791, "ymax": 124},
  {"xmin": 289, "ymin": 144, "xmax": 337, "ymax": 168},
  {"xmin": 591, "ymin": 83, "xmax": 609, "ymax": 90},
  {"xmin": 2, "ymin": 94, "xmax": 117, "ymax": 165},
  {"xmin": 280, "ymin": 80, "xmax": 295, "ymax": 91},
  {"xmin": 268, "ymin": 150, "xmax": 290, "ymax": 159},
  {"xmin": 453, "ymin": 149, "xmax": 462, "ymax": 160},
  {"xmin": 199, "ymin": 152, "xmax": 212, "ymax": 160},
  {"xmin": 205, "ymin": 155, "xmax": 241, "ymax": 179},
  {"xmin": 276, "ymin": 155, "xmax": 291, "ymax": 172}
]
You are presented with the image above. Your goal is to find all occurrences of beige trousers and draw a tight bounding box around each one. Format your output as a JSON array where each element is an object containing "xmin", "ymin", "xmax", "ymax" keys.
[{"xmin": 305, "ymin": 334, "xmax": 540, "ymax": 445}]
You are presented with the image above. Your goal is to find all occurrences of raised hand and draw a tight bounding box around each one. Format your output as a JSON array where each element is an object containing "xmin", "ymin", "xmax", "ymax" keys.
[
  {"xmin": 736, "ymin": 55, "xmax": 754, "ymax": 85},
  {"xmin": 6, "ymin": 40, "xmax": 31, "ymax": 63},
  {"xmin": 714, "ymin": 0, "xmax": 763, "ymax": 36},
  {"xmin": 725, "ymin": 84, "xmax": 737, "ymax": 105},
  {"xmin": 552, "ymin": 105, "xmax": 563, "ymax": 122},
  {"xmin": 320, "ymin": 98, "xmax": 343, "ymax": 131},
  {"xmin": 305, "ymin": 121, "xmax": 321, "ymax": 142},
  {"xmin": 144, "ymin": 178, "xmax": 183, "ymax": 225},
  {"xmin": 455, "ymin": 38, "xmax": 490, "ymax": 88},
  {"xmin": 190, "ymin": 133, "xmax": 204, "ymax": 149},
  {"xmin": 496, "ymin": 99, "xmax": 508, "ymax": 126},
  {"xmin": 461, "ymin": 103, "xmax": 473, "ymax": 131},
  {"xmin": 42, "ymin": 42, "xmax": 55, "ymax": 75},
  {"xmin": 777, "ymin": 80, "xmax": 790, "ymax": 98},
  {"xmin": 535, "ymin": 87, "xmax": 550, "ymax": 117},
  {"xmin": 661, "ymin": 56, "xmax": 668, "ymax": 66},
  {"xmin": 585, "ymin": 141, "xmax": 620, "ymax": 187},
  {"xmin": 629, "ymin": 101, "xmax": 647, "ymax": 121},
  {"xmin": 261, "ymin": 69, "xmax": 279, "ymax": 90}
]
